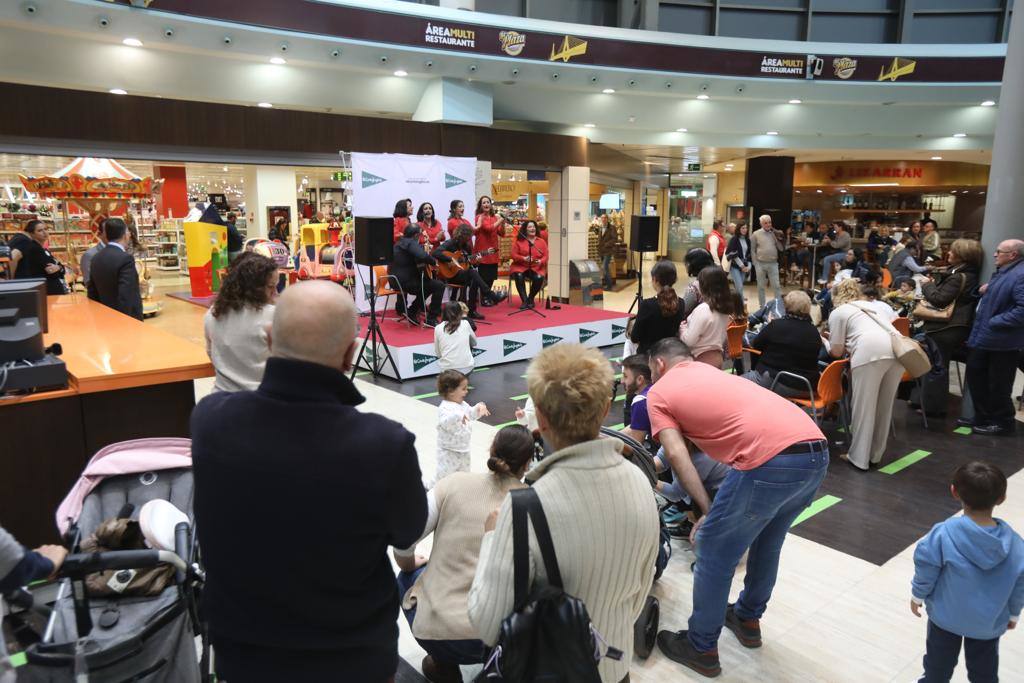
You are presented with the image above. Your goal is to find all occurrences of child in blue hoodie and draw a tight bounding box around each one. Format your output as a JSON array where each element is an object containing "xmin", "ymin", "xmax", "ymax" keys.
[{"xmin": 911, "ymin": 461, "xmax": 1024, "ymax": 683}]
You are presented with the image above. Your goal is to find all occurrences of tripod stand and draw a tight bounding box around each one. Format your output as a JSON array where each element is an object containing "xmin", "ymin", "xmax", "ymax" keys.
[
  {"xmin": 628, "ymin": 250, "xmax": 647, "ymax": 315},
  {"xmin": 508, "ymin": 239, "xmax": 546, "ymax": 318},
  {"xmin": 351, "ymin": 269, "xmax": 400, "ymax": 381}
]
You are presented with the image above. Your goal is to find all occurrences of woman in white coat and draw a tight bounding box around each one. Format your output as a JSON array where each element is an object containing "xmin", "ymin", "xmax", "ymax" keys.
[{"xmin": 827, "ymin": 278, "xmax": 904, "ymax": 471}]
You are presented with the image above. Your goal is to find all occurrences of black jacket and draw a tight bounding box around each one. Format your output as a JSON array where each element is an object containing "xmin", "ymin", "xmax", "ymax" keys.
[
  {"xmin": 630, "ymin": 297, "xmax": 684, "ymax": 354},
  {"xmin": 921, "ymin": 264, "xmax": 980, "ymax": 333},
  {"xmin": 226, "ymin": 222, "xmax": 243, "ymax": 252},
  {"xmin": 724, "ymin": 234, "xmax": 752, "ymax": 268},
  {"xmin": 431, "ymin": 236, "xmax": 469, "ymax": 263},
  {"xmin": 751, "ymin": 315, "xmax": 824, "ymax": 389},
  {"xmin": 390, "ymin": 235, "xmax": 436, "ymax": 284},
  {"xmin": 86, "ymin": 244, "xmax": 143, "ymax": 320},
  {"xmin": 191, "ymin": 357, "xmax": 427, "ymax": 680}
]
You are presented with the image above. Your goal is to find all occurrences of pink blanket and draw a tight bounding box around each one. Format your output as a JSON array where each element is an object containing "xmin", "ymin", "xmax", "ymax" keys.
[{"xmin": 56, "ymin": 438, "xmax": 192, "ymax": 535}]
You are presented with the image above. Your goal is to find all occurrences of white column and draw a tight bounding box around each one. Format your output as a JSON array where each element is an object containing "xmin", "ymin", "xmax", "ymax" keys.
[
  {"xmin": 243, "ymin": 166, "xmax": 298, "ymax": 239},
  {"xmin": 475, "ymin": 160, "xmax": 492, "ymax": 204},
  {"xmin": 546, "ymin": 166, "xmax": 590, "ymax": 299}
]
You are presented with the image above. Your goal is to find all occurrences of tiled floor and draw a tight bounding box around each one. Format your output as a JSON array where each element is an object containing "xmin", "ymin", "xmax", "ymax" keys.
[{"xmin": 166, "ymin": 269, "xmax": 1024, "ymax": 682}]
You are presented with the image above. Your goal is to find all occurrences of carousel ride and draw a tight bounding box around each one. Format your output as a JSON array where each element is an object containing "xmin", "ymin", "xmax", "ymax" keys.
[{"xmin": 20, "ymin": 157, "xmax": 165, "ymax": 316}]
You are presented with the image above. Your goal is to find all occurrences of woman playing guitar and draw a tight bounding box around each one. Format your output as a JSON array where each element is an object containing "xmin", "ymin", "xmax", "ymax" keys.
[
  {"xmin": 473, "ymin": 195, "xmax": 506, "ymax": 297},
  {"xmin": 416, "ymin": 202, "xmax": 445, "ymax": 250},
  {"xmin": 392, "ymin": 198, "xmax": 413, "ymax": 244},
  {"xmin": 431, "ymin": 224, "xmax": 508, "ymax": 320},
  {"xmin": 510, "ymin": 219, "xmax": 549, "ymax": 310}
]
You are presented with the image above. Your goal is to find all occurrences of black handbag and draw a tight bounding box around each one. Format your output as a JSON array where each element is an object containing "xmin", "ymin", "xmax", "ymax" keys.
[{"xmin": 476, "ymin": 487, "xmax": 621, "ymax": 682}]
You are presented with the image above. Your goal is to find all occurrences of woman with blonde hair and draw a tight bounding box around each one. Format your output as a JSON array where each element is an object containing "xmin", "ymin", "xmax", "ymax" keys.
[{"xmin": 827, "ymin": 278, "xmax": 903, "ymax": 471}]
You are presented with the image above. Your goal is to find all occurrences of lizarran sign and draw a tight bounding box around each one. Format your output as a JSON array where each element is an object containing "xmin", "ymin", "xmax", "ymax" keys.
[{"xmin": 109, "ymin": 1, "xmax": 1005, "ymax": 84}]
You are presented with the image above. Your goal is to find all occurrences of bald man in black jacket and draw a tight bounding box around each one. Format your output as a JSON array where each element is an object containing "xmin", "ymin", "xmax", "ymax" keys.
[{"xmin": 86, "ymin": 218, "xmax": 143, "ymax": 321}]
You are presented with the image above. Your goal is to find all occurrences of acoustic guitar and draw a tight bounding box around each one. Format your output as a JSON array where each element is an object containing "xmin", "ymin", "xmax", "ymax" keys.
[{"xmin": 431, "ymin": 247, "xmax": 498, "ymax": 280}]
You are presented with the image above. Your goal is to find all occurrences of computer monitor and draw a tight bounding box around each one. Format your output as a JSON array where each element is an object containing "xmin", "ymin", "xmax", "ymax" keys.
[{"xmin": 0, "ymin": 278, "xmax": 47, "ymax": 333}]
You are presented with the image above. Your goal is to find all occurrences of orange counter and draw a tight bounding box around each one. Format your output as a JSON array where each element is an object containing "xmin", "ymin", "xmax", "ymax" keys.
[
  {"xmin": 2, "ymin": 296, "xmax": 213, "ymax": 546},
  {"xmin": 42, "ymin": 295, "xmax": 213, "ymax": 394}
]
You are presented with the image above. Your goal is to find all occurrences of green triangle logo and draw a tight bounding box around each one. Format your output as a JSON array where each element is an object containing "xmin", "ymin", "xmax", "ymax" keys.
[
  {"xmin": 472, "ymin": 347, "xmax": 487, "ymax": 357},
  {"xmin": 361, "ymin": 170, "xmax": 386, "ymax": 189},
  {"xmin": 542, "ymin": 333, "xmax": 563, "ymax": 348},
  {"xmin": 503, "ymin": 339, "xmax": 527, "ymax": 356},
  {"xmin": 413, "ymin": 352, "xmax": 439, "ymax": 372},
  {"xmin": 579, "ymin": 328, "xmax": 598, "ymax": 343},
  {"xmin": 444, "ymin": 173, "xmax": 466, "ymax": 189},
  {"xmin": 611, "ymin": 323, "xmax": 626, "ymax": 339}
]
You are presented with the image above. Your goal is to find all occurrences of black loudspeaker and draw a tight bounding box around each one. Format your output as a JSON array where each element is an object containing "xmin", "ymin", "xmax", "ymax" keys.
[
  {"xmin": 353, "ymin": 216, "xmax": 394, "ymax": 266},
  {"xmin": 744, "ymin": 156, "xmax": 795, "ymax": 230},
  {"xmin": 630, "ymin": 216, "xmax": 660, "ymax": 252}
]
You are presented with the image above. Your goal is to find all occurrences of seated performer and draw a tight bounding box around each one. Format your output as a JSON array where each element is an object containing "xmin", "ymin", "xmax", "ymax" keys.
[
  {"xmin": 509, "ymin": 220, "xmax": 548, "ymax": 309},
  {"xmin": 431, "ymin": 224, "xmax": 508, "ymax": 321},
  {"xmin": 391, "ymin": 224, "xmax": 444, "ymax": 326}
]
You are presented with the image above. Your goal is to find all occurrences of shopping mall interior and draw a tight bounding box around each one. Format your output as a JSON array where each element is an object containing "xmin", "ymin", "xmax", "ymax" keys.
[{"xmin": 1, "ymin": 1, "xmax": 1023, "ymax": 682}]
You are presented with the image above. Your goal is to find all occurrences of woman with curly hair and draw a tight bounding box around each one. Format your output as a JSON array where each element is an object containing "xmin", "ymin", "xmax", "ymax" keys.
[{"xmin": 204, "ymin": 252, "xmax": 280, "ymax": 392}]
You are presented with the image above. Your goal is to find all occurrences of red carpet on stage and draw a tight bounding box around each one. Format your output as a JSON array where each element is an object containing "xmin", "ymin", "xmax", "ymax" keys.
[{"xmin": 359, "ymin": 298, "xmax": 626, "ymax": 346}]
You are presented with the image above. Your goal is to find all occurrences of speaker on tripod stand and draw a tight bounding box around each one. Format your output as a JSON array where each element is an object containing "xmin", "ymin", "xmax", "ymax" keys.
[
  {"xmin": 628, "ymin": 216, "xmax": 660, "ymax": 314},
  {"xmin": 351, "ymin": 217, "xmax": 401, "ymax": 380}
]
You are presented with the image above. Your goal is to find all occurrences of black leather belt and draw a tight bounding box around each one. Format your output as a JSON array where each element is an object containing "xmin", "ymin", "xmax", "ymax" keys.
[{"xmin": 778, "ymin": 439, "xmax": 829, "ymax": 456}]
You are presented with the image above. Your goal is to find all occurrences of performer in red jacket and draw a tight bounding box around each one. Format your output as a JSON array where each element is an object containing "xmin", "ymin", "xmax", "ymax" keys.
[
  {"xmin": 473, "ymin": 195, "xmax": 506, "ymax": 297},
  {"xmin": 392, "ymin": 198, "xmax": 413, "ymax": 244},
  {"xmin": 509, "ymin": 220, "xmax": 548, "ymax": 310},
  {"xmin": 416, "ymin": 202, "xmax": 445, "ymax": 250}
]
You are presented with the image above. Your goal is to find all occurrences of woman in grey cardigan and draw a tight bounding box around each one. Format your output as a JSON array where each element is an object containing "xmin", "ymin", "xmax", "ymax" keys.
[{"xmin": 468, "ymin": 344, "xmax": 660, "ymax": 683}]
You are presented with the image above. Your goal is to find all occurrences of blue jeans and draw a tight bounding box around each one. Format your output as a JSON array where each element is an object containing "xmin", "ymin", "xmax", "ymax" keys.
[
  {"xmin": 601, "ymin": 254, "xmax": 613, "ymax": 289},
  {"xmin": 729, "ymin": 265, "xmax": 746, "ymax": 298},
  {"xmin": 396, "ymin": 566, "xmax": 487, "ymax": 665},
  {"xmin": 919, "ymin": 621, "xmax": 998, "ymax": 683},
  {"xmin": 687, "ymin": 441, "xmax": 829, "ymax": 653},
  {"xmin": 821, "ymin": 252, "xmax": 847, "ymax": 282}
]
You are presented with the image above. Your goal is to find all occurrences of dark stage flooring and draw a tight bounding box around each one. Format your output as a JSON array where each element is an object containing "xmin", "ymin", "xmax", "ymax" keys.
[{"xmin": 357, "ymin": 347, "xmax": 1024, "ymax": 567}]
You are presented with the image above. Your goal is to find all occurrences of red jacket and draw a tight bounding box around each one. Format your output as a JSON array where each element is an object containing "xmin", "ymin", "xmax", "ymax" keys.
[
  {"xmin": 510, "ymin": 237, "xmax": 548, "ymax": 277},
  {"xmin": 392, "ymin": 216, "xmax": 410, "ymax": 244},
  {"xmin": 418, "ymin": 220, "xmax": 444, "ymax": 249},
  {"xmin": 707, "ymin": 229, "xmax": 726, "ymax": 261},
  {"xmin": 474, "ymin": 213, "xmax": 505, "ymax": 265}
]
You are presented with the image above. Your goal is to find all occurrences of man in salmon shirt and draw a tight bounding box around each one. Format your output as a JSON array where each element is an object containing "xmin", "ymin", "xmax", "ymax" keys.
[
  {"xmin": 473, "ymin": 196, "xmax": 506, "ymax": 302},
  {"xmin": 645, "ymin": 337, "xmax": 828, "ymax": 679}
]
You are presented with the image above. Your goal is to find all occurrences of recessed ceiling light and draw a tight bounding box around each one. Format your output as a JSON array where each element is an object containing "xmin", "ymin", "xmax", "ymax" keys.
[
  {"xmin": 696, "ymin": 94, "xmax": 710, "ymax": 100},
  {"xmin": 981, "ymin": 100, "xmax": 996, "ymax": 107},
  {"xmin": 222, "ymin": 166, "xmax": 228, "ymax": 172},
  {"xmin": 393, "ymin": 69, "xmax": 408, "ymax": 77},
  {"xmin": 816, "ymin": 189, "xmax": 823, "ymax": 193},
  {"xmin": 788, "ymin": 99, "xmax": 802, "ymax": 104},
  {"xmin": 257, "ymin": 102, "xmax": 273, "ymax": 108},
  {"xmin": 950, "ymin": 190, "xmax": 957, "ymax": 194},
  {"xmin": 675, "ymin": 127, "xmax": 687, "ymax": 132},
  {"xmin": 270, "ymin": 57, "xmax": 286, "ymax": 65},
  {"xmin": 953, "ymin": 132, "xmax": 967, "ymax": 138},
  {"xmin": 108, "ymin": 88, "xmax": 127, "ymax": 95},
  {"xmin": 766, "ymin": 131, "xmax": 779, "ymax": 135},
  {"xmin": 584, "ymin": 123, "xmax": 595, "ymax": 128},
  {"xmin": 795, "ymin": 190, "xmax": 801, "ymax": 194},
  {"xmin": 122, "ymin": 38, "xmax": 143, "ymax": 47},
  {"xmin": 602, "ymin": 88, "xmax": 615, "ymax": 94},
  {"xmin": 931, "ymin": 156, "xmax": 943, "ymax": 160}
]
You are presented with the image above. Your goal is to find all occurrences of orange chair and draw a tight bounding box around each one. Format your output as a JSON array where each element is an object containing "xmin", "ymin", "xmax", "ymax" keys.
[
  {"xmin": 371, "ymin": 265, "xmax": 410, "ymax": 323},
  {"xmin": 726, "ymin": 323, "xmax": 747, "ymax": 360},
  {"xmin": 773, "ymin": 359, "xmax": 850, "ymax": 428},
  {"xmin": 893, "ymin": 316, "xmax": 910, "ymax": 337},
  {"xmin": 881, "ymin": 267, "xmax": 893, "ymax": 290}
]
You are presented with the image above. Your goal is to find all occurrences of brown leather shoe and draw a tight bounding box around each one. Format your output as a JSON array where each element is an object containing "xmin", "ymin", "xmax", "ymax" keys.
[{"xmin": 421, "ymin": 655, "xmax": 463, "ymax": 683}]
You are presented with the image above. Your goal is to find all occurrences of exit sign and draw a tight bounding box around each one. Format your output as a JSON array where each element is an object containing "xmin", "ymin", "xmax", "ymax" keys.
[{"xmin": 686, "ymin": 163, "xmax": 702, "ymax": 172}]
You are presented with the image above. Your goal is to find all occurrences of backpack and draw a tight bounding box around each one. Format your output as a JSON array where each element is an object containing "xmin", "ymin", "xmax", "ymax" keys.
[{"xmin": 476, "ymin": 487, "xmax": 621, "ymax": 682}]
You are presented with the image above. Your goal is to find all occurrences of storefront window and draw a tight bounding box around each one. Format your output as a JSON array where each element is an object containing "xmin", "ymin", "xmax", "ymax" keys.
[{"xmin": 667, "ymin": 175, "xmax": 709, "ymax": 262}]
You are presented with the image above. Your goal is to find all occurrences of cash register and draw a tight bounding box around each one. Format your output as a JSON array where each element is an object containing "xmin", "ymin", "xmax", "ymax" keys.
[{"xmin": 0, "ymin": 278, "xmax": 67, "ymax": 394}]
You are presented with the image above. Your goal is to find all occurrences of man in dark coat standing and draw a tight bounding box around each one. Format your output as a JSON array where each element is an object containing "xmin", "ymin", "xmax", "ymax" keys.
[
  {"xmin": 86, "ymin": 217, "xmax": 143, "ymax": 320},
  {"xmin": 191, "ymin": 281, "xmax": 428, "ymax": 683}
]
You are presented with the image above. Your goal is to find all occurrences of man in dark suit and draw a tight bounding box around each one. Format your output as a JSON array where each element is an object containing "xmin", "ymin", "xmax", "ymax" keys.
[
  {"xmin": 191, "ymin": 281, "xmax": 427, "ymax": 683},
  {"xmin": 86, "ymin": 217, "xmax": 143, "ymax": 320}
]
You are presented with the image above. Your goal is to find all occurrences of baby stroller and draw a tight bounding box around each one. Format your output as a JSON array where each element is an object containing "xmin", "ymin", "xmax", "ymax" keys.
[{"xmin": 5, "ymin": 438, "xmax": 209, "ymax": 682}]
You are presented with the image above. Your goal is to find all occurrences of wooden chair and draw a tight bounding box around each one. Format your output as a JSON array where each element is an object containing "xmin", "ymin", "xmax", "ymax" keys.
[{"xmin": 773, "ymin": 359, "xmax": 850, "ymax": 430}]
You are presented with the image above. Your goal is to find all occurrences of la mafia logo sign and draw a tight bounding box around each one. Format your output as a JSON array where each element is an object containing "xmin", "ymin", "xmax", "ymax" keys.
[
  {"xmin": 361, "ymin": 171, "xmax": 386, "ymax": 189},
  {"xmin": 413, "ymin": 353, "xmax": 439, "ymax": 372},
  {"xmin": 503, "ymin": 339, "xmax": 527, "ymax": 356}
]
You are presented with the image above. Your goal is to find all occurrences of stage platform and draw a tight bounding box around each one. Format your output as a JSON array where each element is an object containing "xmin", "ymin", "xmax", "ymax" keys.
[{"xmin": 355, "ymin": 298, "xmax": 629, "ymax": 380}]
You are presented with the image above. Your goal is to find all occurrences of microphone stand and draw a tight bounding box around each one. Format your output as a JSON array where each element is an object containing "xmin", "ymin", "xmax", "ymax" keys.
[{"xmin": 509, "ymin": 239, "xmax": 546, "ymax": 318}]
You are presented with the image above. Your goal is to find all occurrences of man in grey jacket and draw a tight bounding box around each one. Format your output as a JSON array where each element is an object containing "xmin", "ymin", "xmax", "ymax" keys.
[{"xmin": 751, "ymin": 215, "xmax": 784, "ymax": 308}]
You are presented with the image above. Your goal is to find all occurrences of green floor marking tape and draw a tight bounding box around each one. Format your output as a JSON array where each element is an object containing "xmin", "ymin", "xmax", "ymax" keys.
[
  {"xmin": 609, "ymin": 422, "xmax": 625, "ymax": 430},
  {"xmin": 790, "ymin": 495, "xmax": 842, "ymax": 528},
  {"xmin": 474, "ymin": 367, "xmax": 491, "ymax": 372},
  {"xmin": 954, "ymin": 426, "xmax": 972, "ymax": 435},
  {"xmin": 412, "ymin": 390, "xmax": 440, "ymax": 400},
  {"xmin": 614, "ymin": 372, "xmax": 623, "ymax": 378},
  {"xmin": 879, "ymin": 449, "xmax": 932, "ymax": 475},
  {"xmin": 724, "ymin": 368, "xmax": 735, "ymax": 374},
  {"xmin": 609, "ymin": 356, "xmax": 622, "ymax": 362},
  {"xmin": 11, "ymin": 652, "xmax": 26, "ymax": 667},
  {"xmin": 509, "ymin": 393, "xmax": 530, "ymax": 401},
  {"xmin": 614, "ymin": 394, "xmax": 626, "ymax": 402},
  {"xmin": 493, "ymin": 420, "xmax": 520, "ymax": 429},
  {"xmin": 354, "ymin": 371, "xmax": 370, "ymax": 377}
]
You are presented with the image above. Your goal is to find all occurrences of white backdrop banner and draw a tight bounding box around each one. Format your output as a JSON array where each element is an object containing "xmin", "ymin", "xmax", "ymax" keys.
[{"xmin": 351, "ymin": 153, "xmax": 477, "ymax": 312}]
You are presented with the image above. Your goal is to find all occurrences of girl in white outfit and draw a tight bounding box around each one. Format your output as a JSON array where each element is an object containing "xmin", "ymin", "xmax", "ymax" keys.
[
  {"xmin": 433, "ymin": 370, "xmax": 490, "ymax": 486},
  {"xmin": 434, "ymin": 301, "xmax": 477, "ymax": 375}
]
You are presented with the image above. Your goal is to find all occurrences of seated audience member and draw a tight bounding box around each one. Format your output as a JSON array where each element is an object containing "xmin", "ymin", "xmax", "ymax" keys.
[
  {"xmin": 192, "ymin": 282, "xmax": 427, "ymax": 683},
  {"xmin": 884, "ymin": 279, "xmax": 917, "ymax": 315},
  {"xmin": 620, "ymin": 354, "xmax": 653, "ymax": 445},
  {"xmin": 860, "ymin": 284, "xmax": 899, "ymax": 322},
  {"xmin": 434, "ymin": 301, "xmax": 477, "ymax": 375},
  {"xmin": 819, "ymin": 222, "xmax": 852, "ymax": 284},
  {"xmin": 469, "ymin": 344, "xmax": 660, "ymax": 683},
  {"xmin": 867, "ymin": 225, "xmax": 896, "ymax": 268},
  {"xmin": 911, "ymin": 461, "xmax": 1024, "ymax": 683},
  {"xmin": 630, "ymin": 260, "xmax": 685, "ymax": 354},
  {"xmin": 889, "ymin": 235, "xmax": 932, "ymax": 288},
  {"xmin": 646, "ymin": 338, "xmax": 827, "ymax": 678},
  {"xmin": 743, "ymin": 291, "xmax": 824, "ymax": 398},
  {"xmin": 918, "ymin": 238, "xmax": 982, "ymax": 380},
  {"xmin": 204, "ymin": 253, "xmax": 279, "ymax": 392},
  {"xmin": 921, "ymin": 218, "xmax": 942, "ymax": 261},
  {"xmin": 679, "ymin": 267, "xmax": 733, "ymax": 369},
  {"xmin": 394, "ymin": 426, "xmax": 534, "ymax": 681}
]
